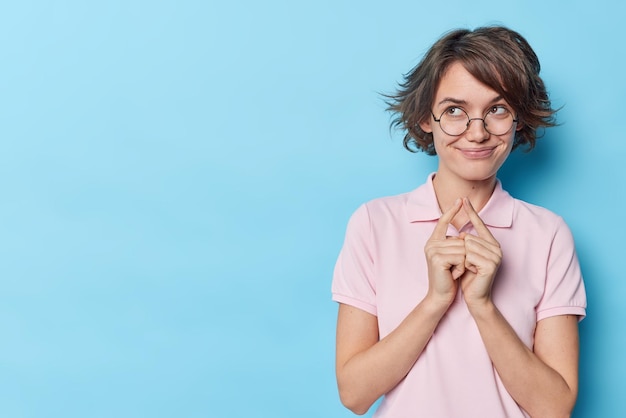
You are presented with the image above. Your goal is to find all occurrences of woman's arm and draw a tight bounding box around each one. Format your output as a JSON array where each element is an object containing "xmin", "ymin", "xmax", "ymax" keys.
[
  {"xmin": 335, "ymin": 199, "xmax": 467, "ymax": 415},
  {"xmin": 460, "ymin": 198, "xmax": 580, "ymax": 417},
  {"xmin": 469, "ymin": 305, "xmax": 579, "ymax": 417},
  {"xmin": 335, "ymin": 298, "xmax": 448, "ymax": 415}
]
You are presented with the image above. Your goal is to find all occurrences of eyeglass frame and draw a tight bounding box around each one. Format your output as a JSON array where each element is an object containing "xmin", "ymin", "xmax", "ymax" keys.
[{"xmin": 429, "ymin": 106, "xmax": 519, "ymax": 136}]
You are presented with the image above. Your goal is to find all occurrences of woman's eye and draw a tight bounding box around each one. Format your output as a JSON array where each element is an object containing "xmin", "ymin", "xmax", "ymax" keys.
[
  {"xmin": 446, "ymin": 107, "xmax": 464, "ymax": 116},
  {"xmin": 489, "ymin": 106, "xmax": 509, "ymax": 115}
]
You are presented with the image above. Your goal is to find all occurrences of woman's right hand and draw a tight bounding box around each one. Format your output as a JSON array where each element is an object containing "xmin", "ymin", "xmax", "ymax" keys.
[
  {"xmin": 336, "ymin": 200, "xmax": 468, "ymax": 415},
  {"xmin": 423, "ymin": 198, "xmax": 466, "ymax": 308}
]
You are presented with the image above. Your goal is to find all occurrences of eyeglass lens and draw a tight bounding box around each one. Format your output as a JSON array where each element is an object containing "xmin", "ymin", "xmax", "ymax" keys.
[{"xmin": 438, "ymin": 107, "xmax": 515, "ymax": 136}]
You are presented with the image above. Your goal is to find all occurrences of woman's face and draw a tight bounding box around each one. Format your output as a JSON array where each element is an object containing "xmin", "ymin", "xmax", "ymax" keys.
[{"xmin": 420, "ymin": 62, "xmax": 518, "ymax": 184}]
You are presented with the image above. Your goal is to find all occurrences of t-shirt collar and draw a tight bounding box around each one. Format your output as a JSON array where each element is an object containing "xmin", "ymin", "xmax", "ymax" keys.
[{"xmin": 406, "ymin": 173, "xmax": 514, "ymax": 228}]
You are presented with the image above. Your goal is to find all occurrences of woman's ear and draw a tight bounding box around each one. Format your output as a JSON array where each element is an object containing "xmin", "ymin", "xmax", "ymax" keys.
[
  {"xmin": 419, "ymin": 118, "xmax": 433, "ymax": 133},
  {"xmin": 515, "ymin": 120, "xmax": 524, "ymax": 131}
]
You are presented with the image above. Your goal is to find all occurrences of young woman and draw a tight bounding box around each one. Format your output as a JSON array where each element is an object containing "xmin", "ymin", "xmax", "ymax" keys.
[{"xmin": 332, "ymin": 26, "xmax": 586, "ymax": 417}]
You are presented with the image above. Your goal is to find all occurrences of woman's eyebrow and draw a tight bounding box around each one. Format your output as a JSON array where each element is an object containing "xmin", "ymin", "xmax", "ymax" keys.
[
  {"xmin": 436, "ymin": 95, "xmax": 505, "ymax": 107},
  {"xmin": 437, "ymin": 97, "xmax": 467, "ymax": 106}
]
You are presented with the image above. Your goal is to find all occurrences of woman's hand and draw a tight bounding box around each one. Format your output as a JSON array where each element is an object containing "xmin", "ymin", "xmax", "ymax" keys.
[
  {"xmin": 458, "ymin": 198, "xmax": 502, "ymax": 308},
  {"xmin": 423, "ymin": 198, "xmax": 466, "ymax": 308}
]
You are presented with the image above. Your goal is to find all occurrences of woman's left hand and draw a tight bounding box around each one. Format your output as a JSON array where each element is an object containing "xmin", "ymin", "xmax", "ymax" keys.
[{"xmin": 459, "ymin": 197, "xmax": 503, "ymax": 308}]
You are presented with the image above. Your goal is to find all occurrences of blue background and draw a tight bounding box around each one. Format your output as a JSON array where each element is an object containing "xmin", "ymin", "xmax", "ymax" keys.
[{"xmin": 0, "ymin": 1, "xmax": 623, "ymax": 417}]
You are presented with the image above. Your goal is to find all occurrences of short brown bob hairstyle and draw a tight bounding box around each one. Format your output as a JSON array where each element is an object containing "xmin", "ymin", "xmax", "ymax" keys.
[{"xmin": 387, "ymin": 26, "xmax": 557, "ymax": 155}]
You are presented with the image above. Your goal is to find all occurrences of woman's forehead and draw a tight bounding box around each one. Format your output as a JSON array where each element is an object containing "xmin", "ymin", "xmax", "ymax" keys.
[{"xmin": 433, "ymin": 62, "xmax": 505, "ymax": 108}]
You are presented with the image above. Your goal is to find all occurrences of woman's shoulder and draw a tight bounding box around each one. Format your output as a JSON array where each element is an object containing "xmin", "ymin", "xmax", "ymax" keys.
[
  {"xmin": 345, "ymin": 189, "xmax": 417, "ymax": 229},
  {"xmin": 513, "ymin": 197, "xmax": 557, "ymax": 216},
  {"xmin": 510, "ymin": 197, "xmax": 570, "ymax": 232},
  {"xmin": 363, "ymin": 190, "xmax": 413, "ymax": 210}
]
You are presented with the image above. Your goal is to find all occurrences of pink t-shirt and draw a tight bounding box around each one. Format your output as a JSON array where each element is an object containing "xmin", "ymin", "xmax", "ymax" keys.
[{"xmin": 332, "ymin": 174, "xmax": 586, "ymax": 418}]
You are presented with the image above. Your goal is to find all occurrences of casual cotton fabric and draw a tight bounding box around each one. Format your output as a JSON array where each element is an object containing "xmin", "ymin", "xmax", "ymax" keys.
[{"xmin": 332, "ymin": 174, "xmax": 586, "ymax": 418}]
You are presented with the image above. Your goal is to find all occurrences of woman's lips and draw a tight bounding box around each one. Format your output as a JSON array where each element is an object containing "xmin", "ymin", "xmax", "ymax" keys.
[{"xmin": 458, "ymin": 147, "xmax": 496, "ymax": 159}]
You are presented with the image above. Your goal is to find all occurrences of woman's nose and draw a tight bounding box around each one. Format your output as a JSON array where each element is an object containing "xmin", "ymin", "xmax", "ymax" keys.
[{"xmin": 465, "ymin": 118, "xmax": 490, "ymax": 142}]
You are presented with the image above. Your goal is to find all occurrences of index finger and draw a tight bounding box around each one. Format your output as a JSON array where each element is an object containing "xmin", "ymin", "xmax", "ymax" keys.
[
  {"xmin": 430, "ymin": 198, "xmax": 463, "ymax": 239},
  {"xmin": 462, "ymin": 197, "xmax": 497, "ymax": 243}
]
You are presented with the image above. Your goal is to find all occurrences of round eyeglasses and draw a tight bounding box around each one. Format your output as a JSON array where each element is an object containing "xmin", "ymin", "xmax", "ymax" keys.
[{"xmin": 430, "ymin": 106, "xmax": 518, "ymax": 136}]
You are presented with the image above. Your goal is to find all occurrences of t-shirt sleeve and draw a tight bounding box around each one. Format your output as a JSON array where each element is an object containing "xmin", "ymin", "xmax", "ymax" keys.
[
  {"xmin": 536, "ymin": 216, "xmax": 587, "ymax": 321},
  {"xmin": 331, "ymin": 204, "xmax": 378, "ymax": 316}
]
